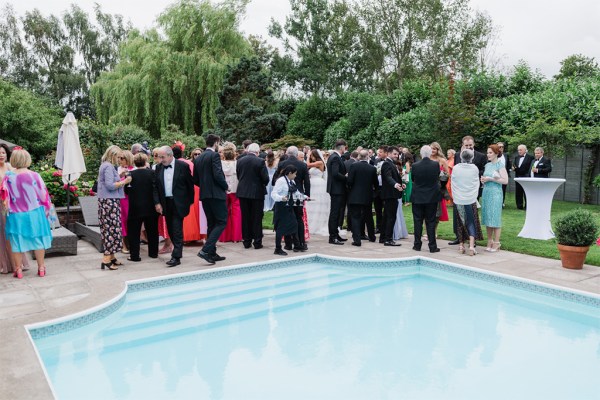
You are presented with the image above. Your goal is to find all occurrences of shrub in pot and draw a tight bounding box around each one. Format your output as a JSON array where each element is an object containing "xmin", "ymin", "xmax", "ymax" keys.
[{"xmin": 554, "ymin": 209, "xmax": 599, "ymax": 269}]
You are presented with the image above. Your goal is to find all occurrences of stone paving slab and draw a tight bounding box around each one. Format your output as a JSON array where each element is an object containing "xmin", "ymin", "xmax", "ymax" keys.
[{"xmin": 0, "ymin": 233, "xmax": 598, "ymax": 399}]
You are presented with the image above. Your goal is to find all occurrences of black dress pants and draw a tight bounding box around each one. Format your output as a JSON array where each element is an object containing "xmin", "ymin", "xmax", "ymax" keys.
[
  {"xmin": 381, "ymin": 198, "xmax": 398, "ymax": 243},
  {"xmin": 349, "ymin": 204, "xmax": 375, "ymax": 244},
  {"xmin": 328, "ymin": 194, "xmax": 345, "ymax": 239},
  {"xmin": 373, "ymin": 193, "xmax": 383, "ymax": 232},
  {"xmin": 202, "ymin": 198, "xmax": 228, "ymax": 256},
  {"xmin": 127, "ymin": 213, "xmax": 159, "ymax": 260},
  {"xmin": 284, "ymin": 206, "xmax": 305, "ymax": 248},
  {"xmin": 412, "ymin": 202, "xmax": 438, "ymax": 250},
  {"xmin": 239, "ymin": 197, "xmax": 265, "ymax": 246},
  {"xmin": 515, "ymin": 181, "xmax": 527, "ymax": 209},
  {"xmin": 164, "ymin": 198, "xmax": 184, "ymax": 259}
]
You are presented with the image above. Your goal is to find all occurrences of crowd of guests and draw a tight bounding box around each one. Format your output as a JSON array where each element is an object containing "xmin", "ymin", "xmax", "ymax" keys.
[{"xmin": 0, "ymin": 134, "xmax": 553, "ymax": 277}]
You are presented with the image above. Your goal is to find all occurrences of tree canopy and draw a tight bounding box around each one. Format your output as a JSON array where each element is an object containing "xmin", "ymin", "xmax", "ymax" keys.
[{"xmin": 91, "ymin": 0, "xmax": 251, "ymax": 137}]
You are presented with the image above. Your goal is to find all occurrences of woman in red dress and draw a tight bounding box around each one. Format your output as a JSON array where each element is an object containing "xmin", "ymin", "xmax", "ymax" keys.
[{"xmin": 219, "ymin": 143, "xmax": 242, "ymax": 242}]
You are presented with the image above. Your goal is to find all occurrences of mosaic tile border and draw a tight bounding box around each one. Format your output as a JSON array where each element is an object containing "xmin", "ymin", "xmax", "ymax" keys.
[{"xmin": 27, "ymin": 254, "xmax": 600, "ymax": 340}]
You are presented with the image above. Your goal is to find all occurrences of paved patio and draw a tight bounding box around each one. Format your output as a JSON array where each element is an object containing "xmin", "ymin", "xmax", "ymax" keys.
[{"xmin": 1, "ymin": 232, "xmax": 599, "ymax": 399}]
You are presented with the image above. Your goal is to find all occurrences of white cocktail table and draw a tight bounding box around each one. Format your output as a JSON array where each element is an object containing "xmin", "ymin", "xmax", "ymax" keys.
[{"xmin": 514, "ymin": 178, "xmax": 566, "ymax": 240}]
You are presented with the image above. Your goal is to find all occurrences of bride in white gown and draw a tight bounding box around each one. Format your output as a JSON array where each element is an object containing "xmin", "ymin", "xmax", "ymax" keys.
[{"xmin": 306, "ymin": 149, "xmax": 331, "ymax": 236}]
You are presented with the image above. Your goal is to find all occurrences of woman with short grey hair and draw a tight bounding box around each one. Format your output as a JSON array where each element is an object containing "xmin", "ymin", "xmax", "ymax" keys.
[{"xmin": 450, "ymin": 149, "xmax": 483, "ymax": 255}]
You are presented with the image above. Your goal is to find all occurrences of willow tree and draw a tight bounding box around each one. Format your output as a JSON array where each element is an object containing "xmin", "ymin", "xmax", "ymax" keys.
[{"xmin": 91, "ymin": 0, "xmax": 251, "ymax": 136}]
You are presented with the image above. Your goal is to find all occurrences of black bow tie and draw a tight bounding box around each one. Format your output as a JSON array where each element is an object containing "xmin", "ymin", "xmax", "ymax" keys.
[{"xmin": 164, "ymin": 165, "xmax": 172, "ymax": 169}]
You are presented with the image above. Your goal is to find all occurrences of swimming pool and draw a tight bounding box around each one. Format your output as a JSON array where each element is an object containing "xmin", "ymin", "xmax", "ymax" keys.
[{"xmin": 28, "ymin": 255, "xmax": 600, "ymax": 399}]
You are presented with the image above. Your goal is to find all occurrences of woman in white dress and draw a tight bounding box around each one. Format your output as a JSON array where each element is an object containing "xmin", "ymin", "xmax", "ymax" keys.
[
  {"xmin": 393, "ymin": 159, "xmax": 409, "ymax": 240},
  {"xmin": 264, "ymin": 151, "xmax": 277, "ymax": 211},
  {"xmin": 305, "ymin": 149, "xmax": 331, "ymax": 236}
]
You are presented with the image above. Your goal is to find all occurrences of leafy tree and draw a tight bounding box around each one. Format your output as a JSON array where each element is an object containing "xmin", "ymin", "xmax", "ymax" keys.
[
  {"xmin": 0, "ymin": 4, "xmax": 129, "ymax": 116},
  {"xmin": 0, "ymin": 78, "xmax": 62, "ymax": 158},
  {"xmin": 269, "ymin": 0, "xmax": 379, "ymax": 95},
  {"xmin": 263, "ymin": 134, "xmax": 315, "ymax": 150},
  {"xmin": 215, "ymin": 57, "xmax": 286, "ymax": 144},
  {"xmin": 554, "ymin": 54, "xmax": 600, "ymax": 80},
  {"xmin": 92, "ymin": 0, "xmax": 251, "ymax": 137},
  {"xmin": 285, "ymin": 96, "xmax": 344, "ymax": 145}
]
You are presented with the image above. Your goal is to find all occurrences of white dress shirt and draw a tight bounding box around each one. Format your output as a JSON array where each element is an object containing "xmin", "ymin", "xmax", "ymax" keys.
[{"xmin": 164, "ymin": 159, "xmax": 175, "ymax": 197}]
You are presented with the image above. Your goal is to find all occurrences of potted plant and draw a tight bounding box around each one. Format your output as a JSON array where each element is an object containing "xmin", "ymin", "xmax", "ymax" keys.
[{"xmin": 554, "ymin": 209, "xmax": 599, "ymax": 269}]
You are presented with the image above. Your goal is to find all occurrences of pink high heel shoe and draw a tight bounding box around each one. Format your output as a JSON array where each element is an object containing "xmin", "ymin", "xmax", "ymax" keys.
[
  {"xmin": 13, "ymin": 268, "xmax": 23, "ymax": 279},
  {"xmin": 38, "ymin": 266, "xmax": 46, "ymax": 277}
]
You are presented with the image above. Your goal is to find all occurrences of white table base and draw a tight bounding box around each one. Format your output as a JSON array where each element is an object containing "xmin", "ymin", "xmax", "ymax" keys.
[{"xmin": 515, "ymin": 178, "xmax": 565, "ymax": 240}]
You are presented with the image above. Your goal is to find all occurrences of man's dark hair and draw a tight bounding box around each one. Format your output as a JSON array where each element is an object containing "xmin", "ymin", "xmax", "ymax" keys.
[
  {"xmin": 282, "ymin": 165, "xmax": 297, "ymax": 176},
  {"xmin": 389, "ymin": 146, "xmax": 400, "ymax": 154},
  {"xmin": 350, "ymin": 151, "xmax": 359, "ymax": 159},
  {"xmin": 205, "ymin": 134, "xmax": 220, "ymax": 148},
  {"xmin": 378, "ymin": 145, "xmax": 387, "ymax": 152},
  {"xmin": 172, "ymin": 146, "xmax": 183, "ymax": 159},
  {"xmin": 242, "ymin": 139, "xmax": 252, "ymax": 149},
  {"xmin": 334, "ymin": 139, "xmax": 347, "ymax": 150}
]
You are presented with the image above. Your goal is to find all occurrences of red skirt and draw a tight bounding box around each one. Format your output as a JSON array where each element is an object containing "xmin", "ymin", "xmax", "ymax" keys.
[{"xmin": 219, "ymin": 193, "xmax": 242, "ymax": 242}]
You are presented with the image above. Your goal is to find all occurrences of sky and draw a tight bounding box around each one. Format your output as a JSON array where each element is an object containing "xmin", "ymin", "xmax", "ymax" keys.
[{"xmin": 3, "ymin": 0, "xmax": 600, "ymax": 78}]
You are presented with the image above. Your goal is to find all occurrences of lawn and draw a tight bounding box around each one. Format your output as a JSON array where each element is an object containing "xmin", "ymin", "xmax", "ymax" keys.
[{"xmin": 263, "ymin": 193, "xmax": 600, "ymax": 266}]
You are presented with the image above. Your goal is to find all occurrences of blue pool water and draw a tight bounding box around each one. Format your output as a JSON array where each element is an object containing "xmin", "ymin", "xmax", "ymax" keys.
[{"xmin": 31, "ymin": 258, "xmax": 600, "ymax": 399}]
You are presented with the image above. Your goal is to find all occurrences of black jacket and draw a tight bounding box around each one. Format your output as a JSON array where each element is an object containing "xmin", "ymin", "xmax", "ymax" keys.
[
  {"xmin": 532, "ymin": 156, "xmax": 552, "ymax": 178},
  {"xmin": 126, "ymin": 168, "xmax": 160, "ymax": 218},
  {"xmin": 513, "ymin": 153, "xmax": 535, "ymax": 178},
  {"xmin": 272, "ymin": 158, "xmax": 311, "ymax": 197},
  {"xmin": 193, "ymin": 149, "xmax": 228, "ymax": 200},
  {"xmin": 236, "ymin": 154, "xmax": 269, "ymax": 199},
  {"xmin": 347, "ymin": 161, "xmax": 378, "ymax": 205},
  {"xmin": 326, "ymin": 151, "xmax": 347, "ymax": 195},
  {"xmin": 410, "ymin": 158, "xmax": 442, "ymax": 204},
  {"xmin": 380, "ymin": 158, "xmax": 402, "ymax": 200},
  {"xmin": 155, "ymin": 159, "xmax": 194, "ymax": 218}
]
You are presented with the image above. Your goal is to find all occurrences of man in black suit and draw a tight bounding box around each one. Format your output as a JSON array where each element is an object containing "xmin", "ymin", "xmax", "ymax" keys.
[
  {"xmin": 194, "ymin": 134, "xmax": 229, "ymax": 264},
  {"xmin": 497, "ymin": 142, "xmax": 512, "ymax": 207},
  {"xmin": 126, "ymin": 153, "xmax": 160, "ymax": 262},
  {"xmin": 411, "ymin": 145, "xmax": 442, "ymax": 253},
  {"xmin": 512, "ymin": 144, "xmax": 534, "ymax": 209},
  {"xmin": 347, "ymin": 150, "xmax": 378, "ymax": 246},
  {"xmin": 272, "ymin": 146, "xmax": 310, "ymax": 251},
  {"xmin": 372, "ymin": 146, "xmax": 386, "ymax": 233},
  {"xmin": 326, "ymin": 139, "xmax": 348, "ymax": 245},
  {"xmin": 380, "ymin": 146, "xmax": 403, "ymax": 246},
  {"xmin": 155, "ymin": 146, "xmax": 194, "ymax": 267},
  {"xmin": 342, "ymin": 150, "xmax": 358, "ymax": 232},
  {"xmin": 531, "ymin": 147, "xmax": 552, "ymax": 178},
  {"xmin": 449, "ymin": 135, "xmax": 487, "ymax": 245},
  {"xmin": 236, "ymin": 143, "xmax": 269, "ymax": 249}
]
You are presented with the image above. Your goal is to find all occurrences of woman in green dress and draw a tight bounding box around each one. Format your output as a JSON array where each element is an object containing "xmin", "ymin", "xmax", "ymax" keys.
[
  {"xmin": 481, "ymin": 144, "xmax": 508, "ymax": 252},
  {"xmin": 402, "ymin": 151, "xmax": 414, "ymax": 206}
]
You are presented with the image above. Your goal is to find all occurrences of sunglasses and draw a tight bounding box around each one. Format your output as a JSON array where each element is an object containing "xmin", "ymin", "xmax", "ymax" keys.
[{"xmin": 193, "ymin": 152, "xmax": 201, "ymax": 156}]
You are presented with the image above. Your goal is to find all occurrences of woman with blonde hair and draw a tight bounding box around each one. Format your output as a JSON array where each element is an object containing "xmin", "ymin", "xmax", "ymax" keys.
[
  {"xmin": 118, "ymin": 150, "xmax": 135, "ymax": 254},
  {"xmin": 97, "ymin": 145, "xmax": 131, "ymax": 270},
  {"xmin": 0, "ymin": 148, "xmax": 52, "ymax": 278},
  {"xmin": 430, "ymin": 142, "xmax": 450, "ymax": 227},
  {"xmin": 219, "ymin": 142, "xmax": 242, "ymax": 242}
]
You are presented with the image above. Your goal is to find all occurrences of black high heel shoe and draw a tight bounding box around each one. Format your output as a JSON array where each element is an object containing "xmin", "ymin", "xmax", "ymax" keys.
[
  {"xmin": 101, "ymin": 262, "xmax": 118, "ymax": 270},
  {"xmin": 110, "ymin": 258, "xmax": 124, "ymax": 266}
]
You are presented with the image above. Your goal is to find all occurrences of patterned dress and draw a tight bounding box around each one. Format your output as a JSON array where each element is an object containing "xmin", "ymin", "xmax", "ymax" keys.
[{"xmin": 482, "ymin": 161, "xmax": 504, "ymax": 228}]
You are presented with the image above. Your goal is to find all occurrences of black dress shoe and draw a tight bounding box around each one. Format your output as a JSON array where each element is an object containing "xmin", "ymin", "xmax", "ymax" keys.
[
  {"xmin": 253, "ymin": 243, "xmax": 263, "ymax": 250},
  {"xmin": 197, "ymin": 251, "xmax": 215, "ymax": 264},
  {"xmin": 213, "ymin": 253, "xmax": 226, "ymax": 261},
  {"xmin": 448, "ymin": 239, "xmax": 460, "ymax": 245},
  {"xmin": 243, "ymin": 242, "xmax": 252, "ymax": 249},
  {"xmin": 412, "ymin": 246, "xmax": 421, "ymax": 251},
  {"xmin": 166, "ymin": 258, "xmax": 181, "ymax": 267},
  {"xmin": 369, "ymin": 237, "xmax": 376, "ymax": 242},
  {"xmin": 148, "ymin": 254, "xmax": 158, "ymax": 259},
  {"xmin": 360, "ymin": 235, "xmax": 369, "ymax": 240},
  {"xmin": 384, "ymin": 241, "xmax": 401, "ymax": 247},
  {"xmin": 284, "ymin": 245, "xmax": 293, "ymax": 251},
  {"xmin": 274, "ymin": 248, "xmax": 288, "ymax": 256},
  {"xmin": 337, "ymin": 236, "xmax": 348, "ymax": 242},
  {"xmin": 127, "ymin": 257, "xmax": 141, "ymax": 262},
  {"xmin": 293, "ymin": 246, "xmax": 307, "ymax": 252},
  {"xmin": 329, "ymin": 238, "xmax": 345, "ymax": 245},
  {"xmin": 430, "ymin": 248, "xmax": 441, "ymax": 253},
  {"xmin": 351, "ymin": 242, "xmax": 361, "ymax": 247},
  {"xmin": 301, "ymin": 243, "xmax": 308, "ymax": 251}
]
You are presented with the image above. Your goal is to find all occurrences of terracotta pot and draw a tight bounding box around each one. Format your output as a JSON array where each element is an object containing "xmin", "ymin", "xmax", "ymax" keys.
[{"xmin": 557, "ymin": 244, "xmax": 590, "ymax": 270}]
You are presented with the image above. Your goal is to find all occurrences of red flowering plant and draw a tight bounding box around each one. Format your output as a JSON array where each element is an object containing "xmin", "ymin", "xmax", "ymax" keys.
[{"xmin": 36, "ymin": 166, "xmax": 94, "ymax": 206}]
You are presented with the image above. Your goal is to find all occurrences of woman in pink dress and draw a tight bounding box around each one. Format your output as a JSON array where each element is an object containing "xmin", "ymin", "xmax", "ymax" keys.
[
  {"xmin": 118, "ymin": 150, "xmax": 134, "ymax": 254},
  {"xmin": 219, "ymin": 143, "xmax": 242, "ymax": 242},
  {"xmin": 0, "ymin": 148, "xmax": 52, "ymax": 278}
]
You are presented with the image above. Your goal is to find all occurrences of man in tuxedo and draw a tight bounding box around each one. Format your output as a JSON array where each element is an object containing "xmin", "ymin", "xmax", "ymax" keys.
[
  {"xmin": 272, "ymin": 146, "xmax": 310, "ymax": 251},
  {"xmin": 497, "ymin": 142, "xmax": 512, "ymax": 207},
  {"xmin": 512, "ymin": 144, "xmax": 534, "ymax": 209},
  {"xmin": 372, "ymin": 146, "xmax": 387, "ymax": 233},
  {"xmin": 236, "ymin": 143, "xmax": 269, "ymax": 249},
  {"xmin": 155, "ymin": 146, "xmax": 194, "ymax": 267},
  {"xmin": 449, "ymin": 135, "xmax": 487, "ymax": 245},
  {"xmin": 411, "ymin": 145, "xmax": 442, "ymax": 253},
  {"xmin": 342, "ymin": 150, "xmax": 358, "ymax": 232},
  {"xmin": 326, "ymin": 139, "xmax": 348, "ymax": 245},
  {"xmin": 195, "ymin": 134, "xmax": 229, "ymax": 264},
  {"xmin": 347, "ymin": 150, "xmax": 378, "ymax": 246},
  {"xmin": 380, "ymin": 146, "xmax": 403, "ymax": 246},
  {"xmin": 236, "ymin": 139, "xmax": 253, "ymax": 161},
  {"xmin": 531, "ymin": 147, "xmax": 552, "ymax": 178}
]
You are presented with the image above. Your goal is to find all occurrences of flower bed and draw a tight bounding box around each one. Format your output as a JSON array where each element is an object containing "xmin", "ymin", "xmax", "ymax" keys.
[{"xmin": 37, "ymin": 165, "xmax": 95, "ymax": 207}]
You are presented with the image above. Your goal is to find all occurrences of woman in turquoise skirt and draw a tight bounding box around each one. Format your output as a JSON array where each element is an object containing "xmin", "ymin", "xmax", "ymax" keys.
[
  {"xmin": 481, "ymin": 144, "xmax": 508, "ymax": 252},
  {"xmin": 402, "ymin": 152, "xmax": 414, "ymax": 206}
]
